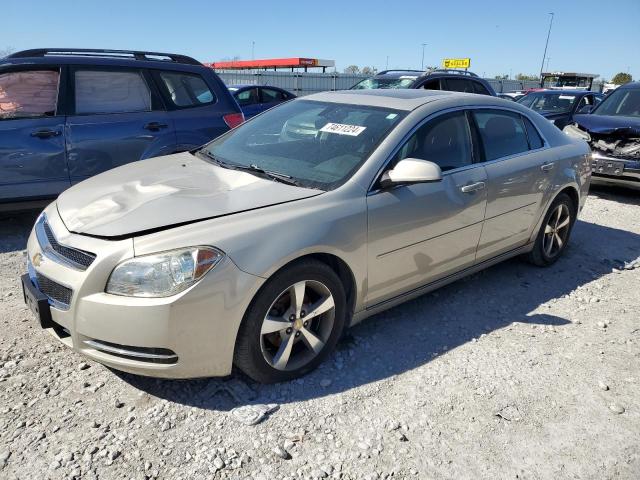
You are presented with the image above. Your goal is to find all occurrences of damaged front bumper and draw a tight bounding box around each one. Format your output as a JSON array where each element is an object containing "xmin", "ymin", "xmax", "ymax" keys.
[{"xmin": 564, "ymin": 124, "xmax": 640, "ymax": 188}]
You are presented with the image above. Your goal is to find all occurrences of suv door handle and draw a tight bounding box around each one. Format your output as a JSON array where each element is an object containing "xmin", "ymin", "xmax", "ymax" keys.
[
  {"xmin": 460, "ymin": 181, "xmax": 486, "ymax": 193},
  {"xmin": 144, "ymin": 122, "xmax": 168, "ymax": 131},
  {"xmin": 30, "ymin": 129, "xmax": 61, "ymax": 139},
  {"xmin": 541, "ymin": 162, "xmax": 555, "ymax": 172}
]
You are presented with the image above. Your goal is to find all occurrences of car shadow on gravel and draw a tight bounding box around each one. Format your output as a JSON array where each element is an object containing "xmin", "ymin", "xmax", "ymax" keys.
[
  {"xmin": 0, "ymin": 210, "xmax": 40, "ymax": 253},
  {"xmin": 117, "ymin": 217, "xmax": 640, "ymax": 411},
  {"xmin": 589, "ymin": 184, "xmax": 640, "ymax": 206}
]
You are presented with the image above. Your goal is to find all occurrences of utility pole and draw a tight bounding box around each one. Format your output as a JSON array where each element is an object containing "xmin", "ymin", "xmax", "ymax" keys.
[
  {"xmin": 251, "ymin": 41, "xmax": 255, "ymax": 60},
  {"xmin": 386, "ymin": 56, "xmax": 389, "ymax": 70},
  {"xmin": 421, "ymin": 43, "xmax": 427, "ymax": 70},
  {"xmin": 539, "ymin": 12, "xmax": 554, "ymax": 81}
]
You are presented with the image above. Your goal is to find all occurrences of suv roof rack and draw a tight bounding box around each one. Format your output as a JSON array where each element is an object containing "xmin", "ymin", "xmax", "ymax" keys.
[
  {"xmin": 377, "ymin": 69, "xmax": 424, "ymax": 75},
  {"xmin": 429, "ymin": 69, "xmax": 478, "ymax": 77},
  {"xmin": 7, "ymin": 48, "xmax": 202, "ymax": 66}
]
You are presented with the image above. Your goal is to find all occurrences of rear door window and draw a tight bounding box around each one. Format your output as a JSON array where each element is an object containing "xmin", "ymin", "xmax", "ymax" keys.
[
  {"xmin": 158, "ymin": 71, "xmax": 216, "ymax": 108},
  {"xmin": 235, "ymin": 88, "xmax": 259, "ymax": 107},
  {"xmin": 472, "ymin": 110, "xmax": 530, "ymax": 161},
  {"xmin": 75, "ymin": 69, "xmax": 151, "ymax": 114},
  {"xmin": 0, "ymin": 69, "xmax": 60, "ymax": 119},
  {"xmin": 472, "ymin": 81, "xmax": 490, "ymax": 95},
  {"xmin": 421, "ymin": 79, "xmax": 441, "ymax": 90},
  {"xmin": 445, "ymin": 78, "xmax": 475, "ymax": 93},
  {"xmin": 261, "ymin": 88, "xmax": 285, "ymax": 103}
]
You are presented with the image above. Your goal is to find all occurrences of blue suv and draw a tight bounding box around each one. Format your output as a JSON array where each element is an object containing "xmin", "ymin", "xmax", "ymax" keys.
[{"xmin": 0, "ymin": 48, "xmax": 244, "ymax": 209}]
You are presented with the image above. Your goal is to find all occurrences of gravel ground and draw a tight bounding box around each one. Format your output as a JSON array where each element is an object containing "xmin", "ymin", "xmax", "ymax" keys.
[{"xmin": 1, "ymin": 185, "xmax": 639, "ymax": 480}]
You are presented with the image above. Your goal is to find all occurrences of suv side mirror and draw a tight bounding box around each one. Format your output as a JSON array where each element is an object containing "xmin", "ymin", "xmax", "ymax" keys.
[
  {"xmin": 380, "ymin": 158, "xmax": 442, "ymax": 189},
  {"xmin": 577, "ymin": 105, "xmax": 593, "ymax": 114}
]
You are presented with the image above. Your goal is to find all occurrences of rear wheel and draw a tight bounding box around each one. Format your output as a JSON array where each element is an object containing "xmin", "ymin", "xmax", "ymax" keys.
[
  {"xmin": 234, "ymin": 260, "xmax": 347, "ymax": 383},
  {"xmin": 526, "ymin": 193, "xmax": 576, "ymax": 266}
]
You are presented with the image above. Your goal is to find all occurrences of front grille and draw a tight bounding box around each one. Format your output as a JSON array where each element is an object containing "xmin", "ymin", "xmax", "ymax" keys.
[
  {"xmin": 36, "ymin": 272, "xmax": 73, "ymax": 308},
  {"xmin": 42, "ymin": 220, "xmax": 96, "ymax": 269}
]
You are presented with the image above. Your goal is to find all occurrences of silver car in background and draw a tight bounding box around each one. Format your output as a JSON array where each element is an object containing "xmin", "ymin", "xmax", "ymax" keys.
[{"xmin": 22, "ymin": 90, "xmax": 591, "ymax": 383}]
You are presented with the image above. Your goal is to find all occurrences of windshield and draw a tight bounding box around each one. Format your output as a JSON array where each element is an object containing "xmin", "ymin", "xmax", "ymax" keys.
[
  {"xmin": 517, "ymin": 92, "xmax": 577, "ymax": 113},
  {"xmin": 202, "ymin": 100, "xmax": 405, "ymax": 190},
  {"xmin": 543, "ymin": 76, "xmax": 592, "ymax": 88},
  {"xmin": 351, "ymin": 77, "xmax": 416, "ymax": 90},
  {"xmin": 593, "ymin": 88, "xmax": 640, "ymax": 117}
]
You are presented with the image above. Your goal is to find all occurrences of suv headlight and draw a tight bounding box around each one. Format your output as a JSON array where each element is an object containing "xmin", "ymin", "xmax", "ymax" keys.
[{"xmin": 106, "ymin": 247, "xmax": 223, "ymax": 297}]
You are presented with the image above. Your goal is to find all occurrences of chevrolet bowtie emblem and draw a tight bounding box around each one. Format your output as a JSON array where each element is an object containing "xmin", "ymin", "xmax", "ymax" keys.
[{"xmin": 32, "ymin": 253, "xmax": 43, "ymax": 267}]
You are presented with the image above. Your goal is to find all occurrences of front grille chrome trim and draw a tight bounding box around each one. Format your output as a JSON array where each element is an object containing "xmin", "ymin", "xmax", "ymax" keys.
[
  {"xmin": 35, "ymin": 214, "xmax": 96, "ymax": 271},
  {"xmin": 83, "ymin": 340, "xmax": 179, "ymax": 364}
]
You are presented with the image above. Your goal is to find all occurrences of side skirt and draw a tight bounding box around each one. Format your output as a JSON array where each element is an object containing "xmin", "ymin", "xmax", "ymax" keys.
[{"xmin": 351, "ymin": 242, "xmax": 534, "ymax": 325}]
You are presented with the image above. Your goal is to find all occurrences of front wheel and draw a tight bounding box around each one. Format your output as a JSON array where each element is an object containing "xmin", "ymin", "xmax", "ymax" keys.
[
  {"xmin": 526, "ymin": 193, "xmax": 576, "ymax": 267},
  {"xmin": 234, "ymin": 260, "xmax": 347, "ymax": 383}
]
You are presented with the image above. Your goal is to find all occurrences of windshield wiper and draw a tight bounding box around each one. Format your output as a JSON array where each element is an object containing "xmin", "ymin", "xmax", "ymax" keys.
[{"xmin": 200, "ymin": 150, "xmax": 299, "ymax": 186}]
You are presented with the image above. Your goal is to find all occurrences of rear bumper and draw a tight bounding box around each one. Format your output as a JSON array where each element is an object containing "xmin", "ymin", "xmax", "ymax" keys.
[{"xmin": 24, "ymin": 204, "xmax": 264, "ymax": 379}]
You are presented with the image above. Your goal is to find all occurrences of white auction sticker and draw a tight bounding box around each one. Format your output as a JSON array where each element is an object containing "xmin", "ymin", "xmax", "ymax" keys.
[{"xmin": 320, "ymin": 123, "xmax": 366, "ymax": 136}]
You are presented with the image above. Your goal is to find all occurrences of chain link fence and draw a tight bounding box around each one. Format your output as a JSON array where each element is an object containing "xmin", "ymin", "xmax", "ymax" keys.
[{"xmin": 213, "ymin": 70, "xmax": 569, "ymax": 95}]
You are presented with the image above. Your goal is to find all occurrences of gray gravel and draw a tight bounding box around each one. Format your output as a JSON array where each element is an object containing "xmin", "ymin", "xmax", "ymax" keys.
[{"xmin": 1, "ymin": 185, "xmax": 639, "ymax": 479}]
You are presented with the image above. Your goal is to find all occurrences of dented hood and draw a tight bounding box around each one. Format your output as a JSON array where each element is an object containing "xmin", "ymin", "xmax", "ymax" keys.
[
  {"xmin": 574, "ymin": 114, "xmax": 640, "ymax": 136},
  {"xmin": 56, "ymin": 152, "xmax": 321, "ymax": 238}
]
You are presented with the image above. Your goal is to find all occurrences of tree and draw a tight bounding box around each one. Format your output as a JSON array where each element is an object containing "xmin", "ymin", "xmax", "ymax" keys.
[
  {"xmin": 0, "ymin": 46, "xmax": 14, "ymax": 58},
  {"xmin": 361, "ymin": 66, "xmax": 377, "ymax": 76},
  {"xmin": 494, "ymin": 74, "xmax": 509, "ymax": 80},
  {"xmin": 343, "ymin": 65, "xmax": 360, "ymax": 74},
  {"xmin": 515, "ymin": 73, "xmax": 539, "ymax": 81},
  {"xmin": 611, "ymin": 72, "xmax": 632, "ymax": 85}
]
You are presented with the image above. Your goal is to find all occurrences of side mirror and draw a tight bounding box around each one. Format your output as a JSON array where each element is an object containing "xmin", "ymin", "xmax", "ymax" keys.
[
  {"xmin": 577, "ymin": 105, "xmax": 592, "ymax": 114},
  {"xmin": 380, "ymin": 158, "xmax": 442, "ymax": 189}
]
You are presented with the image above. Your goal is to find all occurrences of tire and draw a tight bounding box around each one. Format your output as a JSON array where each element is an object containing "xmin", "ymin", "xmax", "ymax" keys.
[
  {"xmin": 234, "ymin": 259, "xmax": 347, "ymax": 383},
  {"xmin": 526, "ymin": 192, "xmax": 576, "ymax": 267}
]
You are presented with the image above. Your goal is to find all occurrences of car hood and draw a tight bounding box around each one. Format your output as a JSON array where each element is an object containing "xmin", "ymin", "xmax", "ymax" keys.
[
  {"xmin": 56, "ymin": 152, "xmax": 322, "ymax": 238},
  {"xmin": 573, "ymin": 114, "xmax": 640, "ymax": 136}
]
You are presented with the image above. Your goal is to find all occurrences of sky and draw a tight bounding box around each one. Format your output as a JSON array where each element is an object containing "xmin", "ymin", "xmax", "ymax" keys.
[{"xmin": 2, "ymin": 0, "xmax": 638, "ymax": 81}]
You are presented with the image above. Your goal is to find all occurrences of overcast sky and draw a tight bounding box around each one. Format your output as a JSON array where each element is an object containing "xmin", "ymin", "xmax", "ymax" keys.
[{"xmin": 3, "ymin": 0, "xmax": 638, "ymax": 80}]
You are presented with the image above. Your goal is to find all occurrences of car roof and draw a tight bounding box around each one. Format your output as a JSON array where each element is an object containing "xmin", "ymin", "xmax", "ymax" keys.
[
  {"xmin": 305, "ymin": 89, "xmax": 471, "ymax": 110},
  {"xmin": 528, "ymin": 89, "xmax": 591, "ymax": 95},
  {"xmin": 373, "ymin": 70, "xmax": 423, "ymax": 78},
  {"xmin": 1, "ymin": 51, "xmax": 206, "ymax": 73},
  {"xmin": 618, "ymin": 81, "xmax": 640, "ymax": 90}
]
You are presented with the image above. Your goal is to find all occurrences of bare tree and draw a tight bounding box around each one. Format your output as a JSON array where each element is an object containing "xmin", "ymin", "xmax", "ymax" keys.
[
  {"xmin": 361, "ymin": 66, "xmax": 377, "ymax": 76},
  {"xmin": 0, "ymin": 46, "xmax": 14, "ymax": 58},
  {"xmin": 343, "ymin": 65, "xmax": 360, "ymax": 74}
]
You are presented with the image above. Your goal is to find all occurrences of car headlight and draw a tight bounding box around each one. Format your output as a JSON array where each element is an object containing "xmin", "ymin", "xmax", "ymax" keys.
[
  {"xmin": 106, "ymin": 247, "xmax": 224, "ymax": 297},
  {"xmin": 563, "ymin": 123, "xmax": 591, "ymax": 141}
]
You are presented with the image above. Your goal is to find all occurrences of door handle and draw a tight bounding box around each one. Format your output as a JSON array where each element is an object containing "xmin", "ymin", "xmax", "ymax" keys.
[
  {"xmin": 541, "ymin": 162, "xmax": 555, "ymax": 172},
  {"xmin": 460, "ymin": 181, "xmax": 486, "ymax": 193},
  {"xmin": 30, "ymin": 129, "xmax": 61, "ymax": 139},
  {"xmin": 144, "ymin": 122, "xmax": 168, "ymax": 131}
]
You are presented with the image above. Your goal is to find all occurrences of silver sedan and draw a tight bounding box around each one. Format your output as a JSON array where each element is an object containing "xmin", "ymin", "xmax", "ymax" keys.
[{"xmin": 22, "ymin": 90, "xmax": 591, "ymax": 383}]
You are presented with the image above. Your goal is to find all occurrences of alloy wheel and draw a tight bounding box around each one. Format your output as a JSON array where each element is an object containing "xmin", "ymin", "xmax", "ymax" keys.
[
  {"xmin": 260, "ymin": 280, "xmax": 335, "ymax": 371},
  {"xmin": 543, "ymin": 203, "xmax": 571, "ymax": 258}
]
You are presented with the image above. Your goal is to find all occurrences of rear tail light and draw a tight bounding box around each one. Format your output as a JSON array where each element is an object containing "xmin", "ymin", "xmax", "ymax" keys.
[{"xmin": 223, "ymin": 112, "xmax": 244, "ymax": 129}]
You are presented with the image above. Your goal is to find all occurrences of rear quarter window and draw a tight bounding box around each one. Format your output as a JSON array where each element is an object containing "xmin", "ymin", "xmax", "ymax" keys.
[
  {"xmin": 158, "ymin": 71, "xmax": 217, "ymax": 108},
  {"xmin": 522, "ymin": 116, "xmax": 544, "ymax": 149}
]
